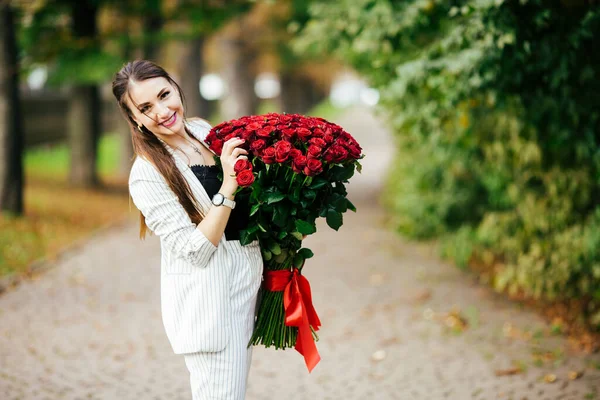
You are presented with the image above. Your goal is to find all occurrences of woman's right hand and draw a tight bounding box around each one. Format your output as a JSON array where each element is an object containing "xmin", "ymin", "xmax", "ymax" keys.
[{"xmin": 220, "ymin": 137, "xmax": 248, "ymax": 193}]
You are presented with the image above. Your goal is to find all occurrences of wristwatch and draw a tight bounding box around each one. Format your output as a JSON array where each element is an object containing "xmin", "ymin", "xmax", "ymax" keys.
[{"xmin": 212, "ymin": 193, "xmax": 236, "ymax": 209}]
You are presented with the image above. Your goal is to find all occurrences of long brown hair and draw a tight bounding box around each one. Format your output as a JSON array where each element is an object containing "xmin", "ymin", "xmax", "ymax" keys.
[{"xmin": 112, "ymin": 60, "xmax": 203, "ymax": 239}]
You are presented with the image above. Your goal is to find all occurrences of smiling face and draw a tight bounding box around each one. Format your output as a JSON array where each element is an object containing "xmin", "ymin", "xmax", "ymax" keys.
[{"xmin": 125, "ymin": 76, "xmax": 185, "ymax": 136}]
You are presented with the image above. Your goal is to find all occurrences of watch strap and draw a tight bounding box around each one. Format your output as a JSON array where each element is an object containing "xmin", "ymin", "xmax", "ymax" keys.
[{"xmin": 221, "ymin": 196, "xmax": 236, "ymax": 209}]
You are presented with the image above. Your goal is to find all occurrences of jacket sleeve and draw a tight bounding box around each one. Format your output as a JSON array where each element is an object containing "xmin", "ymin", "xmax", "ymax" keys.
[{"xmin": 128, "ymin": 159, "xmax": 218, "ymax": 268}]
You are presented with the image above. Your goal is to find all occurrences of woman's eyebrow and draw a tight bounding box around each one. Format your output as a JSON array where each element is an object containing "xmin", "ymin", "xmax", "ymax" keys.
[{"xmin": 137, "ymin": 87, "xmax": 168, "ymax": 109}]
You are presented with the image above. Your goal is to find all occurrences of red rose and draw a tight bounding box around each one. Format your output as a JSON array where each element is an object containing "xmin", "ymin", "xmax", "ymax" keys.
[
  {"xmin": 234, "ymin": 159, "xmax": 252, "ymax": 173},
  {"xmin": 219, "ymin": 125, "xmax": 233, "ymax": 135},
  {"xmin": 262, "ymin": 147, "xmax": 276, "ymax": 164},
  {"xmin": 309, "ymin": 138, "xmax": 327, "ymax": 148},
  {"xmin": 296, "ymin": 127, "xmax": 312, "ymax": 140},
  {"xmin": 247, "ymin": 122, "xmax": 263, "ymax": 131},
  {"xmin": 256, "ymin": 126, "xmax": 274, "ymax": 138},
  {"xmin": 307, "ymin": 145, "xmax": 323, "ymax": 158},
  {"xmin": 210, "ymin": 139, "xmax": 224, "ymax": 155},
  {"xmin": 274, "ymin": 140, "xmax": 293, "ymax": 163},
  {"xmin": 323, "ymin": 133, "xmax": 334, "ymax": 144},
  {"xmin": 289, "ymin": 148, "xmax": 303, "ymax": 160},
  {"xmin": 332, "ymin": 145, "xmax": 349, "ymax": 162},
  {"xmin": 293, "ymin": 155, "xmax": 307, "ymax": 169},
  {"xmin": 303, "ymin": 158, "xmax": 323, "ymax": 176},
  {"xmin": 312, "ymin": 128, "xmax": 324, "ymax": 138},
  {"xmin": 347, "ymin": 143, "xmax": 362, "ymax": 159},
  {"xmin": 223, "ymin": 133, "xmax": 237, "ymax": 141},
  {"xmin": 281, "ymin": 128, "xmax": 296, "ymax": 141},
  {"xmin": 250, "ymin": 139, "xmax": 266, "ymax": 155},
  {"xmin": 236, "ymin": 170, "xmax": 255, "ymax": 187},
  {"xmin": 240, "ymin": 129, "xmax": 254, "ymax": 141},
  {"xmin": 205, "ymin": 130, "xmax": 217, "ymax": 144}
]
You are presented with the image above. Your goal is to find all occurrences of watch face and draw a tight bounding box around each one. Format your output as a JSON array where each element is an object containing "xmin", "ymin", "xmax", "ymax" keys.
[{"xmin": 212, "ymin": 193, "xmax": 224, "ymax": 206}]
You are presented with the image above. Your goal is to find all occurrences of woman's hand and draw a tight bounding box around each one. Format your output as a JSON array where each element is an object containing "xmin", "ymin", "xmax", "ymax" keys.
[{"xmin": 220, "ymin": 138, "xmax": 248, "ymax": 193}]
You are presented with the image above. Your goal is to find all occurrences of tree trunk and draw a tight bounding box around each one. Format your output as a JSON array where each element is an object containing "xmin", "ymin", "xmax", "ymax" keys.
[
  {"xmin": 218, "ymin": 23, "xmax": 258, "ymax": 120},
  {"xmin": 179, "ymin": 36, "xmax": 213, "ymax": 119},
  {"xmin": 69, "ymin": 1, "xmax": 100, "ymax": 187},
  {"xmin": 143, "ymin": 0, "xmax": 163, "ymax": 61},
  {"xmin": 279, "ymin": 71, "xmax": 326, "ymax": 115},
  {"xmin": 68, "ymin": 86, "xmax": 100, "ymax": 187},
  {"xmin": 0, "ymin": 4, "xmax": 24, "ymax": 215}
]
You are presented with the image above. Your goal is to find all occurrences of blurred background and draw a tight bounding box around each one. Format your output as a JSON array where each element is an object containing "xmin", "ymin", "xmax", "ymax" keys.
[{"xmin": 1, "ymin": 0, "xmax": 600, "ymax": 393}]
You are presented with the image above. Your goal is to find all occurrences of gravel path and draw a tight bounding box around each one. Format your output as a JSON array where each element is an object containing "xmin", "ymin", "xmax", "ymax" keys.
[{"xmin": 1, "ymin": 107, "xmax": 598, "ymax": 400}]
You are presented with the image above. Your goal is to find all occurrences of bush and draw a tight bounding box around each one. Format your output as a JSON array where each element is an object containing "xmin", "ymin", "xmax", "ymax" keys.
[{"xmin": 297, "ymin": 0, "xmax": 600, "ymax": 327}]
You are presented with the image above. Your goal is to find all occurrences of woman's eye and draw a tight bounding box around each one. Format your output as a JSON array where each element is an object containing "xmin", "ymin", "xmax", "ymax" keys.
[
  {"xmin": 139, "ymin": 106, "xmax": 149, "ymax": 113},
  {"xmin": 161, "ymin": 91, "xmax": 170, "ymax": 99}
]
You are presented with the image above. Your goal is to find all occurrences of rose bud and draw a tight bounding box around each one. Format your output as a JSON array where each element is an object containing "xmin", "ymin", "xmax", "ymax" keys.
[
  {"xmin": 236, "ymin": 170, "xmax": 255, "ymax": 187},
  {"xmin": 250, "ymin": 139, "xmax": 266, "ymax": 155},
  {"xmin": 274, "ymin": 140, "xmax": 292, "ymax": 163},
  {"xmin": 303, "ymin": 158, "xmax": 323, "ymax": 176},
  {"xmin": 289, "ymin": 148, "xmax": 303, "ymax": 160},
  {"xmin": 234, "ymin": 159, "xmax": 252, "ymax": 174},
  {"xmin": 309, "ymin": 138, "xmax": 327, "ymax": 148},
  {"xmin": 307, "ymin": 145, "xmax": 323, "ymax": 158},
  {"xmin": 261, "ymin": 147, "xmax": 276, "ymax": 164},
  {"xmin": 296, "ymin": 127, "xmax": 312, "ymax": 140}
]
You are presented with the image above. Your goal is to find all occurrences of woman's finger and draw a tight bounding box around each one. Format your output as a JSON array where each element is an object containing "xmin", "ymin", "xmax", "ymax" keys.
[
  {"xmin": 222, "ymin": 138, "xmax": 245, "ymax": 156},
  {"xmin": 231, "ymin": 147, "xmax": 248, "ymax": 158}
]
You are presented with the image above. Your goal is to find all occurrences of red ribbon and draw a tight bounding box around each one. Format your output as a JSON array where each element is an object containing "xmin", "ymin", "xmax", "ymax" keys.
[{"xmin": 263, "ymin": 268, "xmax": 321, "ymax": 372}]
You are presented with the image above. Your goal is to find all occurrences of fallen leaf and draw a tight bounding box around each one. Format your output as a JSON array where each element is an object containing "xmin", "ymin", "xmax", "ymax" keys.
[
  {"xmin": 568, "ymin": 370, "xmax": 583, "ymax": 380},
  {"xmin": 495, "ymin": 367, "xmax": 523, "ymax": 376},
  {"xmin": 543, "ymin": 373, "xmax": 557, "ymax": 383}
]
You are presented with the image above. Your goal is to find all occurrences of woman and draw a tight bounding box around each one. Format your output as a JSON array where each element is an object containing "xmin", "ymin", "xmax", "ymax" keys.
[{"xmin": 112, "ymin": 60, "xmax": 263, "ymax": 399}]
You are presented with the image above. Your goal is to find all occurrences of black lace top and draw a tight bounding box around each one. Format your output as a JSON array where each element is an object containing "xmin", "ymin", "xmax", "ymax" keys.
[{"xmin": 190, "ymin": 164, "xmax": 250, "ymax": 241}]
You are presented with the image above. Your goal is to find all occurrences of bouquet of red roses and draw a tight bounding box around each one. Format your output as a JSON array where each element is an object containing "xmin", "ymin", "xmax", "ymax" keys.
[{"xmin": 205, "ymin": 113, "xmax": 363, "ymax": 372}]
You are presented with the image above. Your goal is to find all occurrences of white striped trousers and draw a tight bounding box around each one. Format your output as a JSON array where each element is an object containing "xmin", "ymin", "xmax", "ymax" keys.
[{"xmin": 183, "ymin": 240, "xmax": 263, "ymax": 399}]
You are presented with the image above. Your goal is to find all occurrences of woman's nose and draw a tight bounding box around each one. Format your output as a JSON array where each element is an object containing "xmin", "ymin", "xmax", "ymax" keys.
[{"xmin": 155, "ymin": 102, "xmax": 170, "ymax": 119}]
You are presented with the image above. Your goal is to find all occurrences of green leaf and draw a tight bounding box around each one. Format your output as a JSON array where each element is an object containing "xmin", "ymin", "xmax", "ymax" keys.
[
  {"xmin": 272, "ymin": 203, "xmax": 290, "ymax": 227},
  {"xmin": 326, "ymin": 209, "xmax": 343, "ymax": 231},
  {"xmin": 277, "ymin": 230, "xmax": 288, "ymax": 240},
  {"xmin": 250, "ymin": 203, "xmax": 260, "ymax": 217},
  {"xmin": 262, "ymin": 249, "xmax": 272, "ymax": 261},
  {"xmin": 333, "ymin": 196, "xmax": 348, "ymax": 213},
  {"xmin": 295, "ymin": 219, "xmax": 317, "ymax": 235},
  {"xmin": 268, "ymin": 241, "xmax": 282, "ymax": 255},
  {"xmin": 293, "ymin": 253, "xmax": 304, "ymax": 269},
  {"xmin": 309, "ymin": 178, "xmax": 329, "ymax": 190},
  {"xmin": 347, "ymin": 198, "xmax": 357, "ymax": 212},
  {"xmin": 330, "ymin": 165, "xmax": 355, "ymax": 181},
  {"xmin": 297, "ymin": 248, "xmax": 314, "ymax": 259},
  {"xmin": 274, "ymin": 250, "xmax": 288, "ymax": 263},
  {"xmin": 291, "ymin": 231, "xmax": 304, "ymax": 241},
  {"xmin": 239, "ymin": 229, "xmax": 256, "ymax": 245},
  {"xmin": 266, "ymin": 191, "xmax": 286, "ymax": 204},
  {"xmin": 356, "ymin": 161, "xmax": 362, "ymax": 174}
]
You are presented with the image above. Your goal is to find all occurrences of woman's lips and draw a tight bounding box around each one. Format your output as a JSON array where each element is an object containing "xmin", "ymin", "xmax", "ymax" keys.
[{"xmin": 161, "ymin": 112, "xmax": 177, "ymax": 128}]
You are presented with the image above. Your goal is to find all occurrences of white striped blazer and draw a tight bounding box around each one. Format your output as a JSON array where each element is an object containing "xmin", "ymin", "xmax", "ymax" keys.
[{"xmin": 128, "ymin": 119, "xmax": 234, "ymax": 354}]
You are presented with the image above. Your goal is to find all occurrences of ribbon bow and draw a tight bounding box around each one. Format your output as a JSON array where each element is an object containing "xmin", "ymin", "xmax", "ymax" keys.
[{"xmin": 264, "ymin": 268, "xmax": 321, "ymax": 372}]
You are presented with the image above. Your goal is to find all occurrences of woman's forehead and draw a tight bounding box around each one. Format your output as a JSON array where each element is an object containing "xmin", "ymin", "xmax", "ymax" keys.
[{"xmin": 127, "ymin": 76, "xmax": 171, "ymax": 107}]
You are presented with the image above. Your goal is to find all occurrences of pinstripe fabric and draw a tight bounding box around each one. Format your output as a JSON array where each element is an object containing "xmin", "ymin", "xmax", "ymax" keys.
[
  {"xmin": 184, "ymin": 240, "xmax": 263, "ymax": 399},
  {"xmin": 128, "ymin": 120, "xmax": 264, "ymax": 367}
]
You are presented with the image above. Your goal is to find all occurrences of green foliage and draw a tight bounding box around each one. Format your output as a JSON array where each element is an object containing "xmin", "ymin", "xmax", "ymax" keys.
[{"xmin": 298, "ymin": 0, "xmax": 600, "ymax": 326}]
